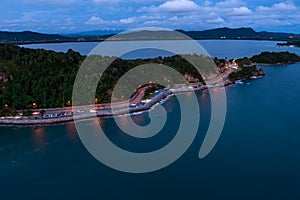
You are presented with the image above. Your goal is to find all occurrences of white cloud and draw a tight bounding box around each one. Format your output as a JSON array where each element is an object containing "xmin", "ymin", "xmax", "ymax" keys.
[
  {"xmin": 133, "ymin": 0, "xmax": 300, "ymax": 31},
  {"xmin": 206, "ymin": 17, "xmax": 225, "ymax": 24},
  {"xmin": 232, "ymin": 6, "xmax": 252, "ymax": 16},
  {"xmin": 85, "ymin": 16, "xmax": 106, "ymax": 25},
  {"xmin": 256, "ymin": 1, "xmax": 297, "ymax": 12},
  {"xmin": 85, "ymin": 16, "xmax": 136, "ymax": 26},
  {"xmin": 273, "ymin": 1, "xmax": 297, "ymax": 11},
  {"xmin": 215, "ymin": 0, "xmax": 244, "ymax": 8},
  {"xmin": 139, "ymin": 0, "xmax": 200, "ymax": 13},
  {"xmin": 119, "ymin": 17, "xmax": 136, "ymax": 24},
  {"xmin": 4, "ymin": 0, "xmax": 299, "ymax": 33},
  {"xmin": 159, "ymin": 0, "xmax": 200, "ymax": 12}
]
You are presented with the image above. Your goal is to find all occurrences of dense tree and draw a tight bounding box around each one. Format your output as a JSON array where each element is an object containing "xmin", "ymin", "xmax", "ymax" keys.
[
  {"xmin": 0, "ymin": 44, "xmax": 208, "ymax": 114},
  {"xmin": 251, "ymin": 52, "xmax": 300, "ymax": 64},
  {"xmin": 2, "ymin": 44, "xmax": 296, "ymax": 116}
]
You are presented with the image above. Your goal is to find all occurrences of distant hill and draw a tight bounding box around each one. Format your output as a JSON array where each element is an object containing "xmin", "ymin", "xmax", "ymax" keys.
[
  {"xmin": 0, "ymin": 31, "xmax": 68, "ymax": 44},
  {"xmin": 1, "ymin": 28, "xmax": 300, "ymax": 44},
  {"xmin": 107, "ymin": 30, "xmax": 190, "ymax": 40},
  {"xmin": 65, "ymin": 30, "xmax": 121, "ymax": 37},
  {"xmin": 177, "ymin": 27, "xmax": 300, "ymax": 40}
]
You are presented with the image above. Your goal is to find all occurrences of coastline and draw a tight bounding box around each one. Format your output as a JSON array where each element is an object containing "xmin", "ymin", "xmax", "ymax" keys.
[
  {"xmin": 14, "ymin": 38, "xmax": 287, "ymax": 46},
  {"xmin": 255, "ymin": 61, "xmax": 300, "ymax": 66},
  {"xmin": 0, "ymin": 85, "xmax": 208, "ymax": 126},
  {"xmin": 0, "ymin": 64, "xmax": 270, "ymax": 127},
  {"xmin": 0, "ymin": 66, "xmax": 252, "ymax": 127}
]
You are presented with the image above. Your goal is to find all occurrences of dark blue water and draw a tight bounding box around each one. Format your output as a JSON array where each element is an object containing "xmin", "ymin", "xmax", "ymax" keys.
[
  {"xmin": 2, "ymin": 41, "xmax": 300, "ymax": 199},
  {"xmin": 1, "ymin": 63, "xmax": 300, "ymax": 199},
  {"xmin": 21, "ymin": 40, "xmax": 300, "ymax": 58},
  {"xmin": 199, "ymin": 40, "xmax": 300, "ymax": 58}
]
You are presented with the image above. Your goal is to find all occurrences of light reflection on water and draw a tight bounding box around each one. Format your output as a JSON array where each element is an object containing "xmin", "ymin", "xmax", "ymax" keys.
[
  {"xmin": 200, "ymin": 91, "xmax": 208, "ymax": 101},
  {"xmin": 65, "ymin": 122, "xmax": 77, "ymax": 141},
  {"xmin": 1, "ymin": 41, "xmax": 299, "ymax": 199},
  {"xmin": 31, "ymin": 126, "xmax": 46, "ymax": 150}
]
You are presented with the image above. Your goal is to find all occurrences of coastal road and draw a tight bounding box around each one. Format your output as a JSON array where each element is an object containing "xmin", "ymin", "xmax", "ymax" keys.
[
  {"xmin": 15, "ymin": 69, "xmax": 234, "ymax": 117},
  {"xmin": 205, "ymin": 68, "xmax": 234, "ymax": 86},
  {"xmin": 20, "ymin": 86, "xmax": 150, "ymax": 115}
]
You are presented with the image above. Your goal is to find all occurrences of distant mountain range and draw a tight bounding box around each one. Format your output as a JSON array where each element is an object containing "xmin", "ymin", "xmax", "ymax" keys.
[
  {"xmin": 1, "ymin": 27, "xmax": 299, "ymax": 45},
  {"xmin": 177, "ymin": 27, "xmax": 299, "ymax": 40},
  {"xmin": 0, "ymin": 31, "xmax": 67, "ymax": 43}
]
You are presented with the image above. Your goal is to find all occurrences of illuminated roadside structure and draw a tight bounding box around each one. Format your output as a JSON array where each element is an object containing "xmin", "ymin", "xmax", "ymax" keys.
[
  {"xmin": 225, "ymin": 59, "xmax": 239, "ymax": 70},
  {"xmin": 231, "ymin": 59, "xmax": 238, "ymax": 70}
]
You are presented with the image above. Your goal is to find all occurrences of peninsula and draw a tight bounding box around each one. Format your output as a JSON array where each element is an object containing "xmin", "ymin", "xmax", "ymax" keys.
[{"xmin": 0, "ymin": 44, "xmax": 299, "ymax": 125}]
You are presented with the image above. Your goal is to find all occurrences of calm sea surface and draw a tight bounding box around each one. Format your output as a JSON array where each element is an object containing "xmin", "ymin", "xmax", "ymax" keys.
[
  {"xmin": 20, "ymin": 39, "xmax": 300, "ymax": 58},
  {"xmin": 1, "ymin": 41, "xmax": 300, "ymax": 199}
]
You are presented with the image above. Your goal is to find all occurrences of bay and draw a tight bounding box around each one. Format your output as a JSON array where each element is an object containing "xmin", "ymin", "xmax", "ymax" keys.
[
  {"xmin": 1, "ymin": 41, "xmax": 300, "ymax": 199},
  {"xmin": 20, "ymin": 40, "xmax": 300, "ymax": 59}
]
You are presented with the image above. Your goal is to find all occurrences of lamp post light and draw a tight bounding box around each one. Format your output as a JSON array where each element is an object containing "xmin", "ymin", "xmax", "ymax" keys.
[{"xmin": 32, "ymin": 102, "xmax": 37, "ymax": 109}]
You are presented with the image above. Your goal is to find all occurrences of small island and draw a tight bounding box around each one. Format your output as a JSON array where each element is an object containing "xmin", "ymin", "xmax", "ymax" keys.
[
  {"xmin": 277, "ymin": 41, "xmax": 300, "ymax": 48},
  {"xmin": 0, "ymin": 44, "xmax": 299, "ymax": 125},
  {"xmin": 251, "ymin": 51, "xmax": 300, "ymax": 64}
]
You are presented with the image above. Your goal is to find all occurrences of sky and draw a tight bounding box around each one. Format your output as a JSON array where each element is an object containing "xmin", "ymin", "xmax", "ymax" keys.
[{"xmin": 1, "ymin": 0, "xmax": 300, "ymax": 34}]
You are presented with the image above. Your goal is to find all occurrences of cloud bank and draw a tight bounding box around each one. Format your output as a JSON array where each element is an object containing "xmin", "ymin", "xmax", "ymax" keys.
[{"xmin": 1, "ymin": 0, "xmax": 299, "ymax": 33}]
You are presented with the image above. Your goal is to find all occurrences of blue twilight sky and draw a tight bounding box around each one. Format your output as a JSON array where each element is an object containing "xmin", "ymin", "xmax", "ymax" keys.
[{"xmin": 1, "ymin": 0, "xmax": 300, "ymax": 34}]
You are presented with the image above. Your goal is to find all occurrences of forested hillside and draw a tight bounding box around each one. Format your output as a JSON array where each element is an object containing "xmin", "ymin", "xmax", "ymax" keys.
[{"xmin": 0, "ymin": 44, "xmax": 206, "ymax": 111}]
